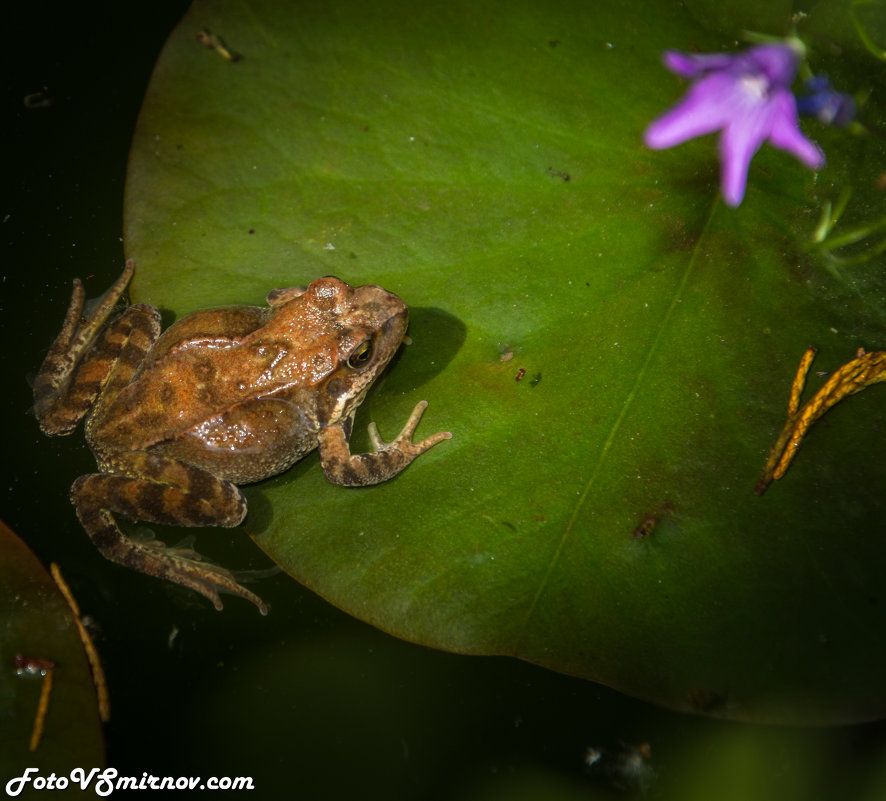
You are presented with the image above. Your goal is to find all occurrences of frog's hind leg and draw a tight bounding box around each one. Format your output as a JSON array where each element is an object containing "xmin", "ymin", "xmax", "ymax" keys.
[
  {"xmin": 70, "ymin": 452, "xmax": 268, "ymax": 615},
  {"xmin": 34, "ymin": 261, "xmax": 160, "ymax": 436}
]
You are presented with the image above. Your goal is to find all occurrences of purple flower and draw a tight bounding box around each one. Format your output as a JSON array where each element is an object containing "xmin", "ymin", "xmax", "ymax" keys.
[
  {"xmin": 796, "ymin": 75, "xmax": 856, "ymax": 127},
  {"xmin": 644, "ymin": 44, "xmax": 825, "ymax": 207}
]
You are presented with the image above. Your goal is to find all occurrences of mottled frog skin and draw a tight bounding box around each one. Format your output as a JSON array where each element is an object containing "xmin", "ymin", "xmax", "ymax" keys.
[{"xmin": 34, "ymin": 261, "xmax": 450, "ymax": 614}]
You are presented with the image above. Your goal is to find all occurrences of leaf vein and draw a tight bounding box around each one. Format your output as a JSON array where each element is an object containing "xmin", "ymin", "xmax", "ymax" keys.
[{"xmin": 512, "ymin": 198, "xmax": 720, "ymax": 654}]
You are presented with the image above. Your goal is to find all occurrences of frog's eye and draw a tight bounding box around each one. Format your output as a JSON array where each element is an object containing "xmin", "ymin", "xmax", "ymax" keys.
[{"xmin": 346, "ymin": 339, "xmax": 373, "ymax": 369}]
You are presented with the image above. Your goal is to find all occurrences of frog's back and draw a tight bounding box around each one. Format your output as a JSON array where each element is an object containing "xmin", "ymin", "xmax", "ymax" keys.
[
  {"xmin": 148, "ymin": 304, "xmax": 273, "ymax": 365},
  {"xmin": 85, "ymin": 304, "xmax": 278, "ymax": 459}
]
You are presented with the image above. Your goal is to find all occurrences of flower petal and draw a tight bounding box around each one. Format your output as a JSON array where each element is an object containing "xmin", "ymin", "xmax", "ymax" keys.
[
  {"xmin": 718, "ymin": 99, "xmax": 777, "ymax": 206},
  {"xmin": 662, "ymin": 50, "xmax": 735, "ymax": 79},
  {"xmin": 663, "ymin": 44, "xmax": 799, "ymax": 85},
  {"xmin": 767, "ymin": 90, "xmax": 826, "ymax": 168},
  {"xmin": 740, "ymin": 44, "xmax": 799, "ymax": 86},
  {"xmin": 644, "ymin": 73, "xmax": 743, "ymax": 149}
]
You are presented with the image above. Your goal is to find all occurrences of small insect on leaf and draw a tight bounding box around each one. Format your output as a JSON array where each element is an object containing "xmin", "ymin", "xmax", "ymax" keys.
[{"xmin": 196, "ymin": 28, "xmax": 242, "ymax": 62}]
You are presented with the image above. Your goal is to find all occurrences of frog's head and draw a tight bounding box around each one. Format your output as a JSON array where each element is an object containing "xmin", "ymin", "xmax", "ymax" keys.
[{"xmin": 271, "ymin": 276, "xmax": 410, "ymax": 427}]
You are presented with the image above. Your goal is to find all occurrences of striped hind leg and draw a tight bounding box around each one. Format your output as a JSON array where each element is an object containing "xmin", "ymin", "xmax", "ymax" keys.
[
  {"xmin": 70, "ymin": 451, "xmax": 268, "ymax": 614},
  {"xmin": 34, "ymin": 261, "xmax": 160, "ymax": 436}
]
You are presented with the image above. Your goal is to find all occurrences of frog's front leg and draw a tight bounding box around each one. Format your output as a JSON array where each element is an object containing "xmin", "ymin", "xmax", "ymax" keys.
[
  {"xmin": 70, "ymin": 451, "xmax": 267, "ymax": 614},
  {"xmin": 34, "ymin": 260, "xmax": 160, "ymax": 436},
  {"xmin": 317, "ymin": 400, "xmax": 451, "ymax": 487}
]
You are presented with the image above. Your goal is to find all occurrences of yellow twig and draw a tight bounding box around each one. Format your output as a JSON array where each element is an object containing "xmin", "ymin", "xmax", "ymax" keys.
[
  {"xmin": 14, "ymin": 655, "xmax": 55, "ymax": 751},
  {"xmin": 29, "ymin": 668, "xmax": 54, "ymax": 751},
  {"xmin": 50, "ymin": 564, "xmax": 111, "ymax": 722},
  {"xmin": 757, "ymin": 348, "xmax": 886, "ymax": 494}
]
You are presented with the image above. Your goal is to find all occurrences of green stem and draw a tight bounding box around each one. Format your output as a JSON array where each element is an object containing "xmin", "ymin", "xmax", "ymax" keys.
[{"xmin": 851, "ymin": 0, "xmax": 886, "ymax": 60}]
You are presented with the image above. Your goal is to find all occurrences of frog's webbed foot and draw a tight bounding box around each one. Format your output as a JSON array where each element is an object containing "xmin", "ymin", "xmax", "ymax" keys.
[
  {"xmin": 34, "ymin": 260, "xmax": 161, "ymax": 436},
  {"xmin": 318, "ymin": 400, "xmax": 451, "ymax": 487},
  {"xmin": 140, "ymin": 534, "xmax": 267, "ymax": 614},
  {"xmin": 70, "ymin": 459, "xmax": 268, "ymax": 615}
]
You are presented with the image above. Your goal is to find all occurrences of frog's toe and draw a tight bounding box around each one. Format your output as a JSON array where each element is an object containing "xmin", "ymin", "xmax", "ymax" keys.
[
  {"xmin": 369, "ymin": 400, "xmax": 452, "ymax": 456},
  {"xmin": 143, "ymin": 544, "xmax": 268, "ymax": 614},
  {"xmin": 183, "ymin": 558, "xmax": 269, "ymax": 616}
]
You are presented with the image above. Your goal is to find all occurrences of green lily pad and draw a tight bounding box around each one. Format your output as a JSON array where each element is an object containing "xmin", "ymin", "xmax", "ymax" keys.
[
  {"xmin": 0, "ymin": 520, "xmax": 105, "ymax": 781},
  {"xmin": 124, "ymin": 0, "xmax": 886, "ymax": 723}
]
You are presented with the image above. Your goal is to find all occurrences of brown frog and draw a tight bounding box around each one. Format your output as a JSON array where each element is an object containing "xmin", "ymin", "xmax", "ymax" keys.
[{"xmin": 34, "ymin": 260, "xmax": 450, "ymax": 614}]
